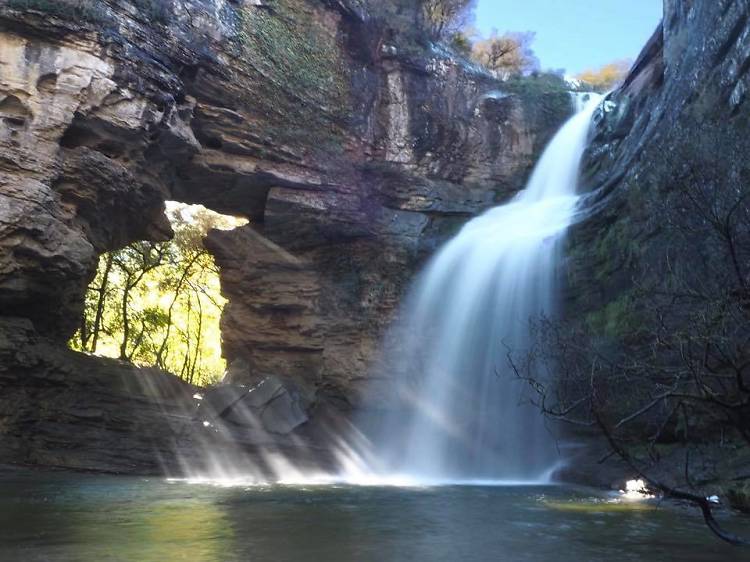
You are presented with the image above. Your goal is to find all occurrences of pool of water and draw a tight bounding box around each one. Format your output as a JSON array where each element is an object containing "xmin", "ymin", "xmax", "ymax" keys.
[{"xmin": 0, "ymin": 471, "xmax": 747, "ymax": 561}]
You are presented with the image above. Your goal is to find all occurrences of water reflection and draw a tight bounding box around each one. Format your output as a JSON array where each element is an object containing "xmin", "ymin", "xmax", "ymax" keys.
[
  {"xmin": 0, "ymin": 474, "xmax": 232, "ymax": 562},
  {"xmin": 0, "ymin": 472, "xmax": 747, "ymax": 562}
]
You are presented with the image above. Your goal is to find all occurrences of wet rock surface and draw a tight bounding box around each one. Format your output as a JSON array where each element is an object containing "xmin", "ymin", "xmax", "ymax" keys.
[
  {"xmin": 571, "ymin": 0, "xmax": 750, "ymax": 302},
  {"xmin": 561, "ymin": 0, "xmax": 750, "ymax": 487},
  {"xmin": 199, "ymin": 375, "xmax": 311, "ymax": 435}
]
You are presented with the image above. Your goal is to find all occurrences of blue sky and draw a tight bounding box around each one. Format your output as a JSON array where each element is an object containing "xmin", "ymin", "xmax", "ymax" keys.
[{"xmin": 474, "ymin": 0, "xmax": 663, "ymax": 75}]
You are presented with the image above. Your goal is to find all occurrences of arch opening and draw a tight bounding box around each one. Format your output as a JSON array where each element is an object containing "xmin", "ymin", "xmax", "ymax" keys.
[{"xmin": 68, "ymin": 202, "xmax": 248, "ymax": 386}]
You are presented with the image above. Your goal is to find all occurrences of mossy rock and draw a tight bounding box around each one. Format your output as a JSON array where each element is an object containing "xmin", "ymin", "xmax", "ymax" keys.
[
  {"xmin": 130, "ymin": 0, "xmax": 173, "ymax": 24},
  {"xmin": 585, "ymin": 292, "xmax": 641, "ymax": 338},
  {"xmin": 6, "ymin": 0, "xmax": 109, "ymax": 25},
  {"xmin": 726, "ymin": 482, "xmax": 750, "ymax": 513},
  {"xmin": 232, "ymin": 0, "xmax": 350, "ymax": 153}
]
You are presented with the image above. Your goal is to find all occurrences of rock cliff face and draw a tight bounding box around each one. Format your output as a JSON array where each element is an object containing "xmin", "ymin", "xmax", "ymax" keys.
[
  {"xmin": 0, "ymin": 0, "xmax": 571, "ymax": 471},
  {"xmin": 560, "ymin": 0, "xmax": 750, "ymax": 487},
  {"xmin": 569, "ymin": 0, "xmax": 750, "ymax": 336}
]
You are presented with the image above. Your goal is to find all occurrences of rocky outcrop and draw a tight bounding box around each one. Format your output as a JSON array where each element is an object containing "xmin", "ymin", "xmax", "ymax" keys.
[
  {"xmin": 0, "ymin": 23, "xmax": 172, "ymax": 335},
  {"xmin": 0, "ymin": 316, "xmax": 341, "ymax": 474},
  {"xmin": 568, "ymin": 0, "xmax": 750, "ymax": 335},
  {"xmin": 560, "ymin": 1, "xmax": 750, "ymax": 486},
  {"xmin": 0, "ymin": 0, "xmax": 571, "ymax": 472},
  {"xmin": 0, "ymin": 316, "xmax": 194, "ymax": 473},
  {"xmin": 199, "ymin": 375, "xmax": 310, "ymax": 436}
]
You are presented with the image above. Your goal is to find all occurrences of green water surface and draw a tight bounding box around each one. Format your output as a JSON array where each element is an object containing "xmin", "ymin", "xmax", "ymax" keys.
[{"xmin": 0, "ymin": 471, "xmax": 747, "ymax": 561}]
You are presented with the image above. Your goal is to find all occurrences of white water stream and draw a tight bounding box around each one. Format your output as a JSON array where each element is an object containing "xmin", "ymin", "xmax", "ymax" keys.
[{"xmin": 363, "ymin": 94, "xmax": 604, "ymax": 484}]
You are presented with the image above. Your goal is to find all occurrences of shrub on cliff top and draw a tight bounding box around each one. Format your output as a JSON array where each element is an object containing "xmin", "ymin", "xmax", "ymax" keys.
[
  {"xmin": 369, "ymin": 0, "xmax": 476, "ymax": 53},
  {"xmin": 576, "ymin": 59, "xmax": 632, "ymax": 92},
  {"xmin": 471, "ymin": 31, "xmax": 540, "ymax": 78},
  {"xmin": 503, "ymin": 71, "xmax": 569, "ymax": 99},
  {"xmin": 420, "ymin": 0, "xmax": 476, "ymax": 39}
]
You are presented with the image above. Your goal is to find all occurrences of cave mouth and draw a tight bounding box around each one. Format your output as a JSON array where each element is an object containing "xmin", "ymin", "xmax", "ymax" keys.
[{"xmin": 68, "ymin": 202, "xmax": 248, "ymax": 387}]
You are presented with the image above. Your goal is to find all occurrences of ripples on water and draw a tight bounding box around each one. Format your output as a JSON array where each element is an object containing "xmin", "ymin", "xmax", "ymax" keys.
[{"xmin": 0, "ymin": 471, "xmax": 746, "ymax": 561}]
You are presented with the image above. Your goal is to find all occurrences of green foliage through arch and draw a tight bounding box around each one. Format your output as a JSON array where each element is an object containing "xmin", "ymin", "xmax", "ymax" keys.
[{"xmin": 69, "ymin": 203, "xmax": 247, "ymax": 387}]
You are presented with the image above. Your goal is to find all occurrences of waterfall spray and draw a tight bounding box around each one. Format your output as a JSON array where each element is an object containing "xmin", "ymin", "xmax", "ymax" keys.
[
  {"xmin": 365, "ymin": 94, "xmax": 603, "ymax": 484},
  {"xmin": 176, "ymin": 95, "xmax": 603, "ymax": 487}
]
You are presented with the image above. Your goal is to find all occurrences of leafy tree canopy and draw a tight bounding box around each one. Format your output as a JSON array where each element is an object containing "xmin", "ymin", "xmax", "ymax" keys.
[
  {"xmin": 576, "ymin": 59, "xmax": 632, "ymax": 92},
  {"xmin": 70, "ymin": 203, "xmax": 247, "ymax": 387},
  {"xmin": 471, "ymin": 30, "xmax": 540, "ymax": 78}
]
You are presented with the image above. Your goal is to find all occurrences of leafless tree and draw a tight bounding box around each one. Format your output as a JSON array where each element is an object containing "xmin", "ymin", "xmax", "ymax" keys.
[
  {"xmin": 471, "ymin": 31, "xmax": 539, "ymax": 78},
  {"xmin": 420, "ymin": 0, "xmax": 476, "ymax": 39},
  {"xmin": 510, "ymin": 133, "xmax": 750, "ymax": 545}
]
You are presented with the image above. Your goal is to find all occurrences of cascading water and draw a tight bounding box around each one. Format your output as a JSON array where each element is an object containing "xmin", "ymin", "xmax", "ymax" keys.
[
  {"xmin": 366, "ymin": 94, "xmax": 603, "ymax": 484},
  {"xmin": 179, "ymin": 95, "xmax": 603, "ymax": 487},
  {"xmin": 570, "ymin": 91, "xmax": 599, "ymax": 113}
]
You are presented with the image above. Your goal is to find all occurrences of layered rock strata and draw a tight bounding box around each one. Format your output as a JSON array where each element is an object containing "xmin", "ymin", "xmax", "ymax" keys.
[{"xmin": 0, "ymin": 0, "xmax": 571, "ymax": 472}]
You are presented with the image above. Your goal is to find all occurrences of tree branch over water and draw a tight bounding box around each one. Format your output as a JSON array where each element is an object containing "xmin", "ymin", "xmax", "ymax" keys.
[{"xmin": 509, "ymin": 134, "xmax": 750, "ymax": 545}]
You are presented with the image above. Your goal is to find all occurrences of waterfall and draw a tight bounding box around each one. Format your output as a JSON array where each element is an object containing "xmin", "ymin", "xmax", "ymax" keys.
[
  {"xmin": 570, "ymin": 91, "xmax": 599, "ymax": 113},
  {"xmin": 175, "ymin": 95, "xmax": 603, "ymax": 488},
  {"xmin": 366, "ymin": 94, "xmax": 603, "ymax": 484}
]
